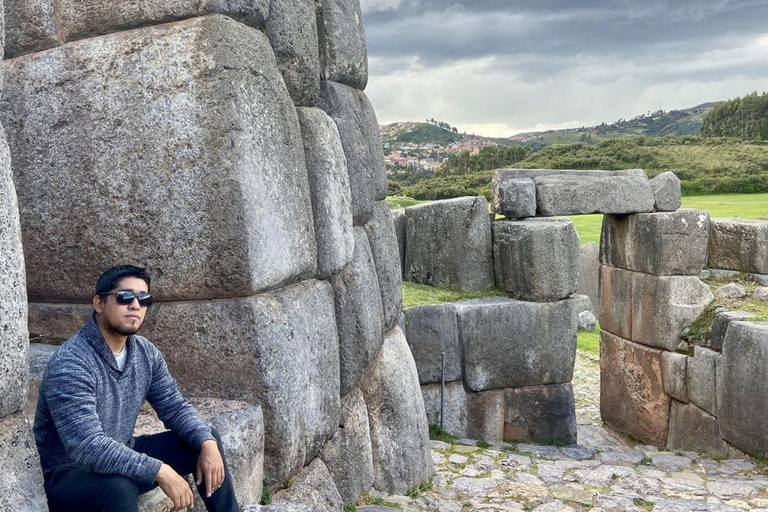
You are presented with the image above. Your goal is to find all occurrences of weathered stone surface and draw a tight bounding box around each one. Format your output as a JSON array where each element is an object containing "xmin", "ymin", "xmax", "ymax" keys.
[
  {"xmin": 0, "ymin": 412, "xmax": 48, "ymax": 512},
  {"xmin": 318, "ymin": 0, "xmax": 368, "ymax": 90},
  {"xmin": 709, "ymin": 311, "xmax": 756, "ymax": 351},
  {"xmin": 319, "ymin": 388, "xmax": 373, "ymax": 506},
  {"xmin": 0, "ymin": 131, "xmax": 28, "ymax": 417},
  {"xmin": 572, "ymin": 294, "xmax": 592, "ymax": 315},
  {"xmin": 532, "ymin": 171, "xmax": 655, "ymax": 216},
  {"xmin": 456, "ymin": 297, "xmax": 578, "ymax": 392},
  {"xmin": 331, "ymin": 228, "xmax": 384, "ymax": 396},
  {"xmin": 578, "ymin": 311, "xmax": 597, "ymax": 332},
  {"xmin": 667, "ymin": 401, "xmax": 728, "ymax": 457},
  {"xmin": 140, "ymin": 280, "xmax": 340, "ymax": 487},
  {"xmin": 600, "ymin": 331, "xmax": 671, "ymax": 446},
  {"xmin": 365, "ymin": 201, "xmax": 403, "ymax": 332},
  {"xmin": 136, "ymin": 398, "xmax": 265, "ymax": 512},
  {"xmin": 686, "ymin": 346, "xmax": 718, "ymax": 416},
  {"xmin": 661, "ymin": 351, "xmax": 688, "ymax": 403},
  {"xmin": 650, "ymin": 171, "xmax": 682, "ymax": 212},
  {"xmin": 600, "ymin": 211, "xmax": 709, "ymax": 275},
  {"xmin": 28, "ymin": 303, "xmax": 90, "ymax": 340},
  {"xmin": 578, "ymin": 243, "xmax": 600, "ymax": 315},
  {"xmin": 600, "ymin": 266, "xmax": 714, "ymax": 351},
  {"xmin": 403, "ymin": 304, "xmax": 461, "ymax": 385},
  {"xmin": 421, "ymin": 382, "xmax": 505, "ymax": 442},
  {"xmin": 493, "ymin": 218, "xmax": 580, "ymax": 301},
  {"xmin": 598, "ymin": 265, "xmax": 633, "ymax": 341},
  {"xmin": 391, "ymin": 207, "xmax": 406, "ymax": 274},
  {"xmin": 715, "ymin": 283, "xmax": 746, "ymax": 299},
  {"xmin": 4, "ymin": 0, "xmax": 270, "ymax": 58},
  {"xmin": 272, "ymin": 458, "xmax": 343, "ymax": 512},
  {"xmin": 266, "ymin": 0, "xmax": 320, "ymax": 106},
  {"xmin": 755, "ymin": 287, "xmax": 768, "ymax": 301},
  {"xmin": 359, "ymin": 327, "xmax": 434, "ymax": 494},
  {"xmin": 2, "ymin": 15, "xmax": 317, "ymax": 302},
  {"xmin": 296, "ymin": 107, "xmax": 354, "ymax": 279},
  {"xmin": 25, "ymin": 343, "xmax": 58, "ymax": 423},
  {"xmin": 708, "ymin": 218, "xmax": 768, "ymax": 274},
  {"xmin": 504, "ymin": 384, "xmax": 577, "ymax": 445},
  {"xmin": 719, "ymin": 322, "xmax": 768, "ymax": 456},
  {"xmin": 319, "ymin": 81, "xmax": 387, "ymax": 225},
  {"xmin": 491, "ymin": 175, "xmax": 536, "ymax": 219},
  {"xmin": 404, "ymin": 197, "xmax": 494, "ymax": 291}
]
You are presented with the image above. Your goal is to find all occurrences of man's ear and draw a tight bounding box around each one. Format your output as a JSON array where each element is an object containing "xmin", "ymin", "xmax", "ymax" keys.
[{"xmin": 93, "ymin": 295, "xmax": 104, "ymax": 313}]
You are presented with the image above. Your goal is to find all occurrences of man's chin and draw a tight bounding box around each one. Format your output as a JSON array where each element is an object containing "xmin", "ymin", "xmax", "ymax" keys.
[{"xmin": 113, "ymin": 324, "xmax": 141, "ymax": 336}]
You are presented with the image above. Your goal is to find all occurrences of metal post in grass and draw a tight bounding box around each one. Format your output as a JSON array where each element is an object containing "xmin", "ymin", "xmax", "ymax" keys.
[{"xmin": 440, "ymin": 352, "xmax": 446, "ymax": 431}]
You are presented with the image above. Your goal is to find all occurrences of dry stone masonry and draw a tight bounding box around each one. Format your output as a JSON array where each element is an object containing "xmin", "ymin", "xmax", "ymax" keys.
[{"xmin": 0, "ymin": 0, "xmax": 434, "ymax": 508}]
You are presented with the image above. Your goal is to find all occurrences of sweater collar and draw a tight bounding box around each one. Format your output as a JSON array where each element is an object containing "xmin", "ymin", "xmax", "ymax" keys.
[{"xmin": 82, "ymin": 313, "xmax": 132, "ymax": 373}]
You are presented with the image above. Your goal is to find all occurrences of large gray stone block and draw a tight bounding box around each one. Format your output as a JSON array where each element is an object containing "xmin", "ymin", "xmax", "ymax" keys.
[
  {"xmin": 0, "ymin": 130, "xmax": 29, "ymax": 418},
  {"xmin": 266, "ymin": 0, "xmax": 320, "ymax": 106},
  {"xmin": 318, "ymin": 387, "xmax": 374, "ymax": 506},
  {"xmin": 296, "ymin": 107, "xmax": 354, "ymax": 279},
  {"xmin": 25, "ymin": 343, "xmax": 58, "ymax": 423},
  {"xmin": 708, "ymin": 218, "xmax": 768, "ymax": 274},
  {"xmin": 391, "ymin": 207, "xmax": 406, "ymax": 273},
  {"xmin": 504, "ymin": 383, "xmax": 577, "ymax": 445},
  {"xmin": 490, "ymin": 175, "xmax": 536, "ymax": 219},
  {"xmin": 403, "ymin": 304, "xmax": 461, "ymax": 385},
  {"xmin": 661, "ymin": 351, "xmax": 688, "ymax": 403},
  {"xmin": 2, "ymin": 15, "xmax": 317, "ymax": 302},
  {"xmin": 709, "ymin": 311, "xmax": 757, "ymax": 351},
  {"xmin": 686, "ymin": 346, "xmax": 718, "ymax": 416},
  {"xmin": 528, "ymin": 170, "xmax": 655, "ymax": 216},
  {"xmin": 421, "ymin": 382, "xmax": 505, "ymax": 442},
  {"xmin": 365, "ymin": 201, "xmax": 403, "ymax": 332},
  {"xmin": 493, "ymin": 218, "xmax": 579, "ymax": 301},
  {"xmin": 599, "ymin": 266, "xmax": 713, "ymax": 351},
  {"xmin": 140, "ymin": 279, "xmax": 341, "ymax": 487},
  {"xmin": 650, "ymin": 171, "xmax": 682, "ymax": 212},
  {"xmin": 319, "ymin": 81, "xmax": 387, "ymax": 225},
  {"xmin": 578, "ymin": 243, "xmax": 600, "ymax": 317},
  {"xmin": 0, "ymin": 412, "xmax": 48, "ymax": 512},
  {"xmin": 719, "ymin": 322, "xmax": 768, "ymax": 456},
  {"xmin": 136, "ymin": 398, "xmax": 265, "ymax": 512},
  {"xmin": 404, "ymin": 197, "xmax": 494, "ymax": 291},
  {"xmin": 600, "ymin": 211, "xmax": 709, "ymax": 275},
  {"xmin": 272, "ymin": 458, "xmax": 343, "ymax": 512},
  {"xmin": 331, "ymin": 228, "xmax": 384, "ymax": 397},
  {"xmin": 318, "ymin": 0, "xmax": 368, "ymax": 90},
  {"xmin": 27, "ymin": 303, "xmax": 90, "ymax": 341},
  {"xmin": 456, "ymin": 297, "xmax": 578, "ymax": 392},
  {"xmin": 600, "ymin": 331, "xmax": 670, "ymax": 447},
  {"xmin": 4, "ymin": 0, "xmax": 270, "ymax": 58},
  {"xmin": 359, "ymin": 327, "xmax": 434, "ymax": 495},
  {"xmin": 666, "ymin": 401, "xmax": 727, "ymax": 457}
]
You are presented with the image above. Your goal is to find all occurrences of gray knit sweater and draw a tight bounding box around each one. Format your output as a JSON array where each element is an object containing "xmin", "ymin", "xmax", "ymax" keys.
[{"xmin": 34, "ymin": 314, "xmax": 214, "ymax": 484}]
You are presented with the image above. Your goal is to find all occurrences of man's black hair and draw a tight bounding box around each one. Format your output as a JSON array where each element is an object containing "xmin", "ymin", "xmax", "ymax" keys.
[{"xmin": 94, "ymin": 265, "xmax": 151, "ymax": 296}]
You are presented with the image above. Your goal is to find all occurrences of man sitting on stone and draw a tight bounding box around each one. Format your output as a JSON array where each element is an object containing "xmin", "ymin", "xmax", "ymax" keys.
[{"xmin": 34, "ymin": 264, "xmax": 239, "ymax": 512}]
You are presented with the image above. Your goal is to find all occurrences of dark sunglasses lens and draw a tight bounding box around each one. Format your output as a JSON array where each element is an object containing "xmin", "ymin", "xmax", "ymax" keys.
[
  {"xmin": 115, "ymin": 291, "xmax": 136, "ymax": 305},
  {"xmin": 137, "ymin": 293, "xmax": 153, "ymax": 307}
]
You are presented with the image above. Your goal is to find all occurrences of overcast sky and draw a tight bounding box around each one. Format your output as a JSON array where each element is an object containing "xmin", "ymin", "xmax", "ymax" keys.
[{"xmin": 360, "ymin": 0, "xmax": 768, "ymax": 137}]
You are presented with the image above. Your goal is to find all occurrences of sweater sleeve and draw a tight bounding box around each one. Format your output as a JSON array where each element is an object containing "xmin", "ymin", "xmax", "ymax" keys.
[
  {"xmin": 145, "ymin": 347, "xmax": 214, "ymax": 449},
  {"xmin": 44, "ymin": 356, "xmax": 163, "ymax": 484}
]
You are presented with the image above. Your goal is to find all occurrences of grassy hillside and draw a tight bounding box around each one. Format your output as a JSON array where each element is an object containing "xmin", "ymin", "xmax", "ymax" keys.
[
  {"xmin": 381, "ymin": 122, "xmax": 459, "ymax": 146},
  {"xmin": 395, "ymin": 136, "xmax": 768, "ymax": 199}
]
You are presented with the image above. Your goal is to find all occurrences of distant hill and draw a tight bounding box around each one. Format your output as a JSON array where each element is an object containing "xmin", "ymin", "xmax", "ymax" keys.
[
  {"xmin": 380, "ymin": 121, "xmax": 511, "ymax": 147},
  {"xmin": 700, "ymin": 91, "xmax": 768, "ymax": 139},
  {"xmin": 514, "ymin": 103, "xmax": 717, "ymax": 146}
]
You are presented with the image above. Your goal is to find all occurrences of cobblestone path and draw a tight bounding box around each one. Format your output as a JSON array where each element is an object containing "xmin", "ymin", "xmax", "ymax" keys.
[{"xmin": 366, "ymin": 351, "xmax": 768, "ymax": 512}]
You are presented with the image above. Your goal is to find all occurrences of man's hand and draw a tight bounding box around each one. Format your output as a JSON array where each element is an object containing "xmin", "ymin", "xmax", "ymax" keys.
[
  {"xmin": 196, "ymin": 439, "xmax": 225, "ymax": 498},
  {"xmin": 156, "ymin": 464, "xmax": 194, "ymax": 511}
]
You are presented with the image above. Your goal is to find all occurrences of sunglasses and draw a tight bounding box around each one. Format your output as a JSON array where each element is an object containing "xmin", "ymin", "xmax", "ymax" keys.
[{"xmin": 101, "ymin": 290, "xmax": 154, "ymax": 307}]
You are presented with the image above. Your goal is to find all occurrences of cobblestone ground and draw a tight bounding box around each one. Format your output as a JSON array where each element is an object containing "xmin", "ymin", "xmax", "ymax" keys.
[{"xmin": 365, "ymin": 350, "xmax": 768, "ymax": 512}]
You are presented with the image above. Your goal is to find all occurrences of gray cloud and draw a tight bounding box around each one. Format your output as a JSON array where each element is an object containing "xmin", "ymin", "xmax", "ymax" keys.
[{"xmin": 360, "ymin": 0, "xmax": 768, "ymax": 135}]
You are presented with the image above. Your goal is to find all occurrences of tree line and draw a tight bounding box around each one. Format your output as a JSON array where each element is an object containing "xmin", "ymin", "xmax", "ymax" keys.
[{"xmin": 700, "ymin": 91, "xmax": 768, "ymax": 140}]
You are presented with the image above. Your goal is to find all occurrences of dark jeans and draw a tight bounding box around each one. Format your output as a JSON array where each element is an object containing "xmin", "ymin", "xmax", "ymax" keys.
[{"xmin": 44, "ymin": 429, "xmax": 239, "ymax": 512}]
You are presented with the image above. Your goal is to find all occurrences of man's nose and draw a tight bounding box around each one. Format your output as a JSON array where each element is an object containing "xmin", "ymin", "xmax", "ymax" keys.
[{"xmin": 128, "ymin": 297, "xmax": 141, "ymax": 309}]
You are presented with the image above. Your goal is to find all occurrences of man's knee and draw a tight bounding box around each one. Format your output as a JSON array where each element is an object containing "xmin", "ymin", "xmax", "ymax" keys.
[{"xmin": 98, "ymin": 476, "xmax": 140, "ymax": 509}]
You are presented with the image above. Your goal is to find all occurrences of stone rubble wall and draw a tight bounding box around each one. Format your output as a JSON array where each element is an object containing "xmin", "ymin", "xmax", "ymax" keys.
[
  {"xmin": 707, "ymin": 218, "xmax": 768, "ymax": 284},
  {"xmin": 1, "ymin": 0, "xmax": 432, "ymax": 509}
]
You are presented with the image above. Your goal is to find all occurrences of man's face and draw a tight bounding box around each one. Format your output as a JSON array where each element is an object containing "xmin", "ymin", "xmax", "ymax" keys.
[{"xmin": 94, "ymin": 276, "xmax": 150, "ymax": 336}]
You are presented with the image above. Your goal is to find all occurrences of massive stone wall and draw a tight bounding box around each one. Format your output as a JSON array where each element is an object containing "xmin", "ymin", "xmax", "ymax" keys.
[{"xmin": 1, "ymin": 0, "xmax": 432, "ymax": 508}]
